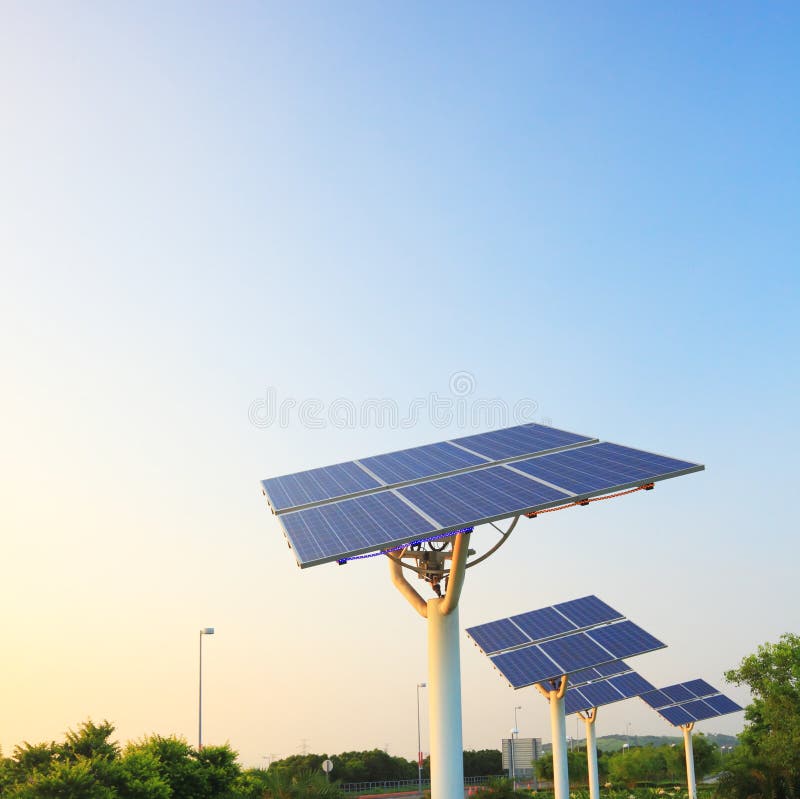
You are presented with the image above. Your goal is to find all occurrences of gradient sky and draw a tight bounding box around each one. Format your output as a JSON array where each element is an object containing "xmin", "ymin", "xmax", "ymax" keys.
[{"xmin": 2, "ymin": 0, "xmax": 798, "ymax": 769}]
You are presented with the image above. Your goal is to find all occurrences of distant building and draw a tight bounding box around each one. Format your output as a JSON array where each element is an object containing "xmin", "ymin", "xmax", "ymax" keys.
[{"xmin": 501, "ymin": 737, "xmax": 542, "ymax": 779}]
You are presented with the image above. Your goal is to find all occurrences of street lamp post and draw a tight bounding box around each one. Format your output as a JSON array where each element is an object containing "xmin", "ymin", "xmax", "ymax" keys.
[
  {"xmin": 417, "ymin": 682, "xmax": 426, "ymax": 796},
  {"xmin": 512, "ymin": 705, "xmax": 522, "ymax": 790},
  {"xmin": 199, "ymin": 627, "xmax": 215, "ymax": 750}
]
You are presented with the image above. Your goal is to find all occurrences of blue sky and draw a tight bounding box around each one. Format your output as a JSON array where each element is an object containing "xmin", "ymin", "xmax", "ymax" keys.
[{"xmin": 1, "ymin": 1, "xmax": 798, "ymax": 767}]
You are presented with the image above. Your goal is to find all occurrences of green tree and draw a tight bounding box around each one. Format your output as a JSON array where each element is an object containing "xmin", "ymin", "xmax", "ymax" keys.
[
  {"xmin": 719, "ymin": 633, "xmax": 800, "ymax": 799},
  {"xmin": 463, "ymin": 749, "xmax": 502, "ymax": 778}
]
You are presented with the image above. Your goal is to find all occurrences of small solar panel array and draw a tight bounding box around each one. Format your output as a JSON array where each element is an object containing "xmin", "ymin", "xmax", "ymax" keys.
[
  {"xmin": 641, "ymin": 681, "xmax": 743, "ymax": 726},
  {"xmin": 261, "ymin": 423, "xmax": 704, "ymax": 568},
  {"xmin": 565, "ymin": 671, "xmax": 657, "ymax": 716},
  {"xmin": 465, "ymin": 596, "xmax": 665, "ymax": 690}
]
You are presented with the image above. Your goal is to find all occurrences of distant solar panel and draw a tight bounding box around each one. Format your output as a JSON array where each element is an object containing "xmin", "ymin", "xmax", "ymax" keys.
[
  {"xmin": 467, "ymin": 618, "xmax": 529, "ymax": 655},
  {"xmin": 490, "ymin": 645, "xmax": 562, "ymax": 689},
  {"xmin": 662, "ymin": 684, "xmax": 695, "ymax": 704},
  {"xmin": 540, "ymin": 633, "xmax": 614, "ymax": 673},
  {"xmin": 587, "ymin": 621, "xmax": 665, "ymax": 659},
  {"xmin": 610, "ymin": 672, "xmax": 656, "ymax": 698},
  {"xmin": 554, "ymin": 595, "xmax": 623, "ymax": 628},
  {"xmin": 469, "ymin": 597, "xmax": 665, "ymax": 690},
  {"xmin": 659, "ymin": 705, "xmax": 696, "ymax": 726},
  {"xmin": 510, "ymin": 607, "xmax": 577, "ymax": 642},
  {"xmin": 564, "ymin": 671, "xmax": 656, "ymax": 715},
  {"xmin": 642, "ymin": 680, "xmax": 743, "ymax": 727},
  {"xmin": 264, "ymin": 425, "xmax": 703, "ymax": 568}
]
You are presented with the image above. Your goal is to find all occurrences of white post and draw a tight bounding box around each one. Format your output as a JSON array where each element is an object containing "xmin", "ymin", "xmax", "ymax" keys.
[
  {"xmin": 550, "ymin": 687, "xmax": 569, "ymax": 799},
  {"xmin": 584, "ymin": 711, "xmax": 599, "ymax": 799},
  {"xmin": 683, "ymin": 725, "xmax": 697, "ymax": 799},
  {"xmin": 428, "ymin": 597, "xmax": 465, "ymax": 799}
]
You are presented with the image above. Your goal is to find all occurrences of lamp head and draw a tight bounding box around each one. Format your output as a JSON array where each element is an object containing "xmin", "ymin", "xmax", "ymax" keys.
[{"xmin": 201, "ymin": 627, "xmax": 215, "ymax": 635}]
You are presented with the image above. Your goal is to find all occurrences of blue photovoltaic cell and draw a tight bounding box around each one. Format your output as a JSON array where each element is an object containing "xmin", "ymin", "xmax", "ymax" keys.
[
  {"xmin": 587, "ymin": 621, "xmax": 665, "ymax": 659},
  {"xmin": 397, "ymin": 465, "xmax": 569, "ymax": 529},
  {"xmin": 359, "ymin": 441, "xmax": 487, "ymax": 486},
  {"xmin": 555, "ymin": 595, "xmax": 623, "ymax": 628},
  {"xmin": 662, "ymin": 684, "xmax": 696, "ymax": 704},
  {"xmin": 610, "ymin": 672, "xmax": 656, "ymax": 698},
  {"xmin": 509, "ymin": 442, "xmax": 701, "ymax": 498},
  {"xmin": 541, "ymin": 632, "xmax": 614, "ymax": 673},
  {"xmin": 683, "ymin": 679, "xmax": 717, "ymax": 699},
  {"xmin": 263, "ymin": 462, "xmax": 382, "ymax": 513},
  {"xmin": 565, "ymin": 689, "xmax": 592, "ymax": 715},
  {"xmin": 704, "ymin": 694, "xmax": 742, "ymax": 715},
  {"xmin": 279, "ymin": 491, "xmax": 434, "ymax": 567},
  {"xmin": 569, "ymin": 667, "xmax": 605, "ymax": 687},
  {"xmin": 565, "ymin": 671, "xmax": 654, "ymax": 715},
  {"xmin": 640, "ymin": 689, "xmax": 674, "ymax": 709},
  {"xmin": 451, "ymin": 423, "xmax": 594, "ymax": 461},
  {"xmin": 568, "ymin": 661, "xmax": 631, "ymax": 688},
  {"xmin": 659, "ymin": 705, "xmax": 696, "ymax": 726},
  {"xmin": 467, "ymin": 619, "xmax": 530, "ymax": 654},
  {"xmin": 510, "ymin": 606, "xmax": 577, "ymax": 642},
  {"xmin": 490, "ymin": 644, "xmax": 562, "ymax": 688},
  {"xmin": 579, "ymin": 680, "xmax": 624, "ymax": 707},
  {"xmin": 681, "ymin": 700, "xmax": 718, "ymax": 721},
  {"xmin": 596, "ymin": 659, "xmax": 631, "ymax": 677}
]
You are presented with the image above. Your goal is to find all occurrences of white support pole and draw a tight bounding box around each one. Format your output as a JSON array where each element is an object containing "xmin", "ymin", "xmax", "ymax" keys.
[
  {"xmin": 549, "ymin": 684, "xmax": 569, "ymax": 799},
  {"xmin": 584, "ymin": 710, "xmax": 599, "ymax": 799},
  {"xmin": 428, "ymin": 597, "xmax": 465, "ymax": 799},
  {"xmin": 683, "ymin": 724, "xmax": 696, "ymax": 799}
]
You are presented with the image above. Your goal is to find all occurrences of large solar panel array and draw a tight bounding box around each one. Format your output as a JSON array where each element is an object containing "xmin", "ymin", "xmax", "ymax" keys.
[
  {"xmin": 261, "ymin": 423, "xmax": 704, "ymax": 568},
  {"xmin": 465, "ymin": 596, "xmax": 665, "ymax": 690},
  {"xmin": 565, "ymin": 670, "xmax": 656, "ymax": 715},
  {"xmin": 640, "ymin": 680, "xmax": 743, "ymax": 727}
]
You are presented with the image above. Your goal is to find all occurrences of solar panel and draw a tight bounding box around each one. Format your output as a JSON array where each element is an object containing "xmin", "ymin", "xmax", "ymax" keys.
[
  {"xmin": 554, "ymin": 595, "xmax": 623, "ymax": 628},
  {"xmin": 682, "ymin": 679, "xmax": 717, "ymax": 699},
  {"xmin": 266, "ymin": 428, "xmax": 703, "ymax": 567},
  {"xmin": 451, "ymin": 424, "xmax": 594, "ymax": 461},
  {"xmin": 659, "ymin": 705, "xmax": 696, "ymax": 726},
  {"xmin": 610, "ymin": 672, "xmax": 656, "ymax": 698},
  {"xmin": 279, "ymin": 491, "xmax": 435, "ymax": 567},
  {"xmin": 359, "ymin": 441, "xmax": 488, "ymax": 486},
  {"xmin": 490, "ymin": 645, "xmax": 562, "ymax": 689},
  {"xmin": 263, "ymin": 462, "xmax": 382, "ymax": 513},
  {"xmin": 540, "ymin": 633, "xmax": 615, "ymax": 673},
  {"xmin": 467, "ymin": 619, "xmax": 529, "ymax": 655},
  {"xmin": 579, "ymin": 680, "xmax": 625, "ymax": 708},
  {"xmin": 640, "ymin": 689, "xmax": 674, "ymax": 709},
  {"xmin": 263, "ymin": 422, "xmax": 597, "ymax": 514},
  {"xmin": 596, "ymin": 659, "xmax": 631, "ymax": 677},
  {"xmin": 509, "ymin": 442, "xmax": 700, "ymax": 499},
  {"xmin": 662, "ymin": 684, "xmax": 696, "ymax": 704},
  {"xmin": 704, "ymin": 694, "xmax": 742, "ymax": 715},
  {"xmin": 586, "ymin": 621, "xmax": 665, "ymax": 659},
  {"xmin": 469, "ymin": 598, "xmax": 665, "ymax": 690},
  {"xmin": 642, "ymin": 680, "xmax": 743, "ymax": 727},
  {"xmin": 397, "ymin": 465, "xmax": 569, "ymax": 530},
  {"xmin": 565, "ymin": 688, "xmax": 592, "ymax": 715},
  {"xmin": 510, "ymin": 607, "xmax": 577, "ymax": 641},
  {"xmin": 569, "ymin": 660, "xmax": 631, "ymax": 688}
]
